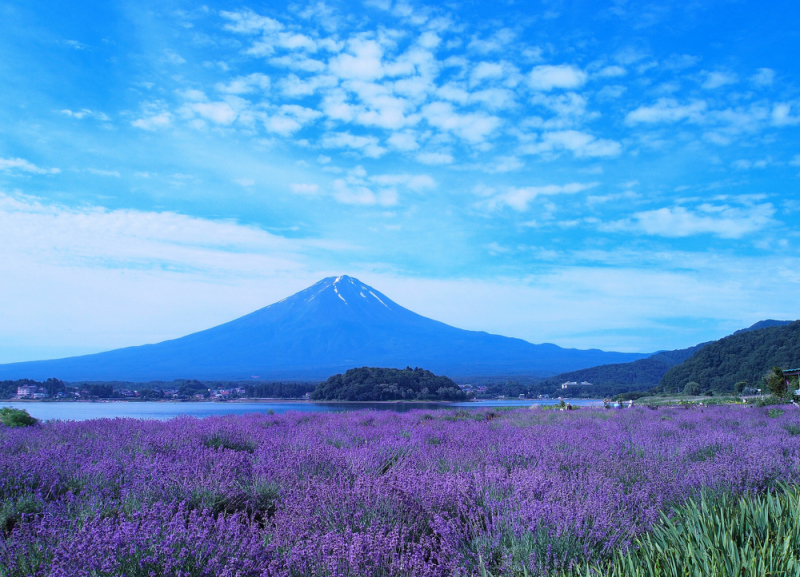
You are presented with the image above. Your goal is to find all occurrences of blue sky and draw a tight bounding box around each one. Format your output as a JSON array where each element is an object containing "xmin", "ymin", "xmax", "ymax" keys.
[{"xmin": 1, "ymin": 0, "xmax": 799, "ymax": 363}]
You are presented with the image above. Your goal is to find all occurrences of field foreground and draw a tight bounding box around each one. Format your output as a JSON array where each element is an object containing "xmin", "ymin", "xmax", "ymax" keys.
[{"xmin": 1, "ymin": 405, "xmax": 799, "ymax": 576}]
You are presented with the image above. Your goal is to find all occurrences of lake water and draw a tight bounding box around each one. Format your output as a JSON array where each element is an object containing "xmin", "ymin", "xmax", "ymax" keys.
[{"xmin": 0, "ymin": 399, "xmax": 601, "ymax": 421}]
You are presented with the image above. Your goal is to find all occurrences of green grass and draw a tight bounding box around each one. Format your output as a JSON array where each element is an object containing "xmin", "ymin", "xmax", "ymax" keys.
[
  {"xmin": 568, "ymin": 483, "xmax": 800, "ymax": 577},
  {"xmin": 477, "ymin": 483, "xmax": 800, "ymax": 577}
]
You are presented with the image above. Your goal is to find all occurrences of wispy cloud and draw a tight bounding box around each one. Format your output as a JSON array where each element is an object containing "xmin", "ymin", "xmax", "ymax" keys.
[
  {"xmin": 0, "ymin": 158, "xmax": 60, "ymax": 174},
  {"xmin": 625, "ymin": 98, "xmax": 706, "ymax": 124},
  {"xmin": 528, "ymin": 65, "xmax": 587, "ymax": 91},
  {"xmin": 520, "ymin": 130, "xmax": 621, "ymax": 158},
  {"xmin": 0, "ymin": 192, "xmax": 320, "ymax": 273},
  {"xmin": 603, "ymin": 203, "xmax": 775, "ymax": 239},
  {"xmin": 483, "ymin": 182, "xmax": 599, "ymax": 211}
]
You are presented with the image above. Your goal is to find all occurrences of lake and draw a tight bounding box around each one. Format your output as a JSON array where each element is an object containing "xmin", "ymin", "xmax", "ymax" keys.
[{"xmin": 0, "ymin": 398, "xmax": 601, "ymax": 421}]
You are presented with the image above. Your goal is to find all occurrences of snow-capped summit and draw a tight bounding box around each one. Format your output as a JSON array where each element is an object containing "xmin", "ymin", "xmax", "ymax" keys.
[
  {"xmin": 296, "ymin": 276, "xmax": 393, "ymax": 309},
  {"xmin": 0, "ymin": 276, "xmax": 648, "ymax": 381}
]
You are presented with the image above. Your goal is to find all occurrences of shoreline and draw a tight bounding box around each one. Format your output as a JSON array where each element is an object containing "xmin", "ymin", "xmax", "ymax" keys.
[{"xmin": 2, "ymin": 397, "xmax": 592, "ymax": 405}]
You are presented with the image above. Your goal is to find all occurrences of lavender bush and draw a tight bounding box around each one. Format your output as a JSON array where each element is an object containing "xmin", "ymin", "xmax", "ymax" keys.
[{"xmin": 1, "ymin": 405, "xmax": 799, "ymax": 576}]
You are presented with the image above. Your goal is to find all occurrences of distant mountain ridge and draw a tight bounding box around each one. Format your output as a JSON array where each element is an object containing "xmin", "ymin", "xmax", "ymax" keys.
[
  {"xmin": 733, "ymin": 319, "xmax": 793, "ymax": 335},
  {"xmin": 0, "ymin": 276, "xmax": 648, "ymax": 382},
  {"xmin": 543, "ymin": 343, "xmax": 708, "ymax": 388}
]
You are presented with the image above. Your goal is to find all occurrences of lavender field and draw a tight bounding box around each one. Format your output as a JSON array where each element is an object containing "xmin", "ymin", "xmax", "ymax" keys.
[{"xmin": 1, "ymin": 405, "xmax": 800, "ymax": 576}]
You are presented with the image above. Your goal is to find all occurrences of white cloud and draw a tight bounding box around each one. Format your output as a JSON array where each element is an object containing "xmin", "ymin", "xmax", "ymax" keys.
[
  {"xmin": 163, "ymin": 50, "xmax": 186, "ymax": 65},
  {"xmin": 485, "ymin": 182, "xmax": 599, "ymax": 211},
  {"xmin": 132, "ymin": 112, "xmax": 172, "ymax": 131},
  {"xmin": 329, "ymin": 38, "xmax": 385, "ymax": 81},
  {"xmin": 486, "ymin": 241, "xmax": 511, "ymax": 255},
  {"xmin": 184, "ymin": 99, "xmax": 240, "ymax": 125},
  {"xmin": 296, "ymin": 2, "xmax": 338, "ymax": 27},
  {"xmin": 65, "ymin": 39, "xmax": 88, "ymax": 50},
  {"xmin": 702, "ymin": 71, "xmax": 738, "ymax": 89},
  {"xmin": 467, "ymin": 29, "xmax": 515, "ymax": 54},
  {"xmin": 436, "ymin": 82, "xmax": 469, "ymax": 105},
  {"xmin": 87, "ymin": 168, "xmax": 121, "ymax": 177},
  {"xmin": 277, "ymin": 32, "xmax": 318, "ymax": 52},
  {"xmin": 221, "ymin": 9, "xmax": 283, "ymax": 34},
  {"xmin": 603, "ymin": 203, "xmax": 775, "ymax": 238},
  {"xmin": 595, "ymin": 65, "xmax": 626, "ymax": 78},
  {"xmin": 421, "ymin": 101, "xmax": 501, "ymax": 142},
  {"xmin": 528, "ymin": 64, "xmax": 587, "ymax": 91},
  {"xmin": 290, "ymin": 183, "xmax": 320, "ymax": 194},
  {"xmin": 0, "ymin": 192, "xmax": 309, "ymax": 271},
  {"xmin": 0, "ymin": 158, "xmax": 60, "ymax": 174},
  {"xmin": 528, "ymin": 92, "xmax": 590, "ymax": 127},
  {"xmin": 215, "ymin": 73, "xmax": 271, "ymax": 94},
  {"xmin": 586, "ymin": 191, "xmax": 638, "ymax": 206},
  {"xmin": 470, "ymin": 88, "xmax": 517, "ymax": 111},
  {"xmin": 662, "ymin": 54, "xmax": 700, "ymax": 70},
  {"xmin": 772, "ymin": 103, "xmax": 800, "ymax": 126},
  {"xmin": 416, "ymin": 151, "xmax": 454, "ymax": 165},
  {"xmin": 625, "ymin": 98, "xmax": 706, "ymax": 124},
  {"xmin": 417, "ymin": 31, "xmax": 441, "ymax": 49},
  {"xmin": 480, "ymin": 155, "xmax": 524, "ymax": 173},
  {"xmin": 387, "ymin": 131, "xmax": 419, "ymax": 151},
  {"xmin": 731, "ymin": 158, "xmax": 770, "ymax": 170},
  {"xmin": 596, "ymin": 85, "xmax": 626, "ymax": 99},
  {"xmin": 60, "ymin": 108, "xmax": 110, "ymax": 121},
  {"xmin": 280, "ymin": 104, "xmax": 323, "ymax": 124},
  {"xmin": 279, "ymin": 73, "xmax": 338, "ymax": 97},
  {"xmin": 322, "ymin": 132, "xmax": 387, "ymax": 157},
  {"xmin": 332, "ymin": 179, "xmax": 396, "ymax": 205},
  {"xmin": 347, "ymin": 82, "xmax": 416, "ymax": 129},
  {"xmin": 269, "ymin": 54, "xmax": 326, "ymax": 72},
  {"xmin": 520, "ymin": 130, "xmax": 621, "ymax": 158},
  {"xmin": 265, "ymin": 115, "xmax": 301, "ymax": 134},
  {"xmin": 751, "ymin": 68, "xmax": 775, "ymax": 87},
  {"xmin": 369, "ymin": 173, "xmax": 435, "ymax": 191},
  {"xmin": 262, "ymin": 104, "xmax": 323, "ymax": 134},
  {"xmin": 470, "ymin": 61, "xmax": 505, "ymax": 86}
]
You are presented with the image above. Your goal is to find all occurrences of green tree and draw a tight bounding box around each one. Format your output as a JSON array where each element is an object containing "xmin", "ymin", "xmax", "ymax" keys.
[
  {"xmin": 0, "ymin": 407, "xmax": 38, "ymax": 427},
  {"xmin": 763, "ymin": 366, "xmax": 790, "ymax": 399},
  {"xmin": 138, "ymin": 388, "xmax": 164, "ymax": 400},
  {"xmin": 683, "ymin": 381, "xmax": 702, "ymax": 396},
  {"xmin": 734, "ymin": 380, "xmax": 748, "ymax": 394}
]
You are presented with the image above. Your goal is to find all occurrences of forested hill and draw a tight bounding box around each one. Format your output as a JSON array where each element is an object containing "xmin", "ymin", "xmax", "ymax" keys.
[
  {"xmin": 659, "ymin": 321, "xmax": 800, "ymax": 394},
  {"xmin": 540, "ymin": 319, "xmax": 793, "ymax": 390},
  {"xmin": 542, "ymin": 343, "xmax": 708, "ymax": 388},
  {"xmin": 311, "ymin": 367, "xmax": 466, "ymax": 401}
]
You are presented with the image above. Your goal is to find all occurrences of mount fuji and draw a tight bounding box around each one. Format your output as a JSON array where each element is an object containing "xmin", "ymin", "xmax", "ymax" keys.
[{"xmin": 0, "ymin": 276, "xmax": 649, "ymax": 381}]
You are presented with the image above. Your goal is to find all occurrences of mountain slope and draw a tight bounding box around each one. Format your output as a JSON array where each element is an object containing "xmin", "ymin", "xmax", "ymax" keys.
[
  {"xmin": 0, "ymin": 276, "xmax": 649, "ymax": 381},
  {"xmin": 543, "ymin": 342, "xmax": 708, "ymax": 388},
  {"xmin": 659, "ymin": 321, "xmax": 800, "ymax": 393},
  {"xmin": 539, "ymin": 320, "xmax": 793, "ymax": 390}
]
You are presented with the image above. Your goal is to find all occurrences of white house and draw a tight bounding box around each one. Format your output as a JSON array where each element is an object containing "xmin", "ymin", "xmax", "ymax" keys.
[
  {"xmin": 16, "ymin": 385, "xmax": 38, "ymax": 399},
  {"xmin": 561, "ymin": 381, "xmax": 593, "ymax": 389}
]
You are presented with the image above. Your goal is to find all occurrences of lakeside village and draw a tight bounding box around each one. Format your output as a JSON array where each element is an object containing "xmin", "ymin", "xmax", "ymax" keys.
[
  {"xmin": 13, "ymin": 383, "xmax": 250, "ymax": 401},
  {"xmin": 10, "ymin": 379, "xmax": 595, "ymax": 402}
]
